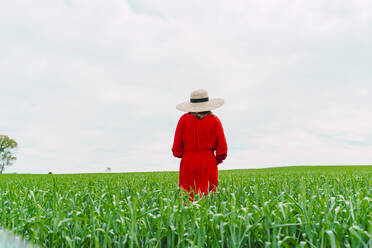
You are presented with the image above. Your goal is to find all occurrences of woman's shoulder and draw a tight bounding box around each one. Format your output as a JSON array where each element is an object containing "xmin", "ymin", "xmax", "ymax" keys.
[
  {"xmin": 178, "ymin": 113, "xmax": 192, "ymax": 122},
  {"xmin": 209, "ymin": 114, "xmax": 223, "ymax": 126},
  {"xmin": 209, "ymin": 113, "xmax": 220, "ymax": 121},
  {"xmin": 180, "ymin": 113, "xmax": 192, "ymax": 119}
]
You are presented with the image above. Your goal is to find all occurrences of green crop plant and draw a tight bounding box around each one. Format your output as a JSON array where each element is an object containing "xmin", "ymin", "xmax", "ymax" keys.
[{"xmin": 0, "ymin": 166, "xmax": 371, "ymax": 247}]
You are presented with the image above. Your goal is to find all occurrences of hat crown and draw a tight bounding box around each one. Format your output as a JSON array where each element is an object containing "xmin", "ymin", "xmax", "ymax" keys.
[{"xmin": 190, "ymin": 89, "xmax": 208, "ymax": 99}]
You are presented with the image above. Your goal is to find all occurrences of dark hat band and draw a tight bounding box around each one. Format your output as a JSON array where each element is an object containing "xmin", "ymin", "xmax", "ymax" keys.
[{"xmin": 190, "ymin": 97, "xmax": 209, "ymax": 103}]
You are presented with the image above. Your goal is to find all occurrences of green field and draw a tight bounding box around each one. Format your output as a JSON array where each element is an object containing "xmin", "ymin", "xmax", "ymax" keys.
[{"xmin": 0, "ymin": 166, "xmax": 371, "ymax": 247}]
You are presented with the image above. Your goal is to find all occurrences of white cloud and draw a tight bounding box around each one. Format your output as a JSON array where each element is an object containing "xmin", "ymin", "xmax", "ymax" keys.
[{"xmin": 1, "ymin": 0, "xmax": 372, "ymax": 173}]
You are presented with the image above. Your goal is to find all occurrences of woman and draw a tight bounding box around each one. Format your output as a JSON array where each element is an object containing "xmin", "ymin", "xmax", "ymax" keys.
[{"xmin": 172, "ymin": 89, "xmax": 228, "ymax": 200}]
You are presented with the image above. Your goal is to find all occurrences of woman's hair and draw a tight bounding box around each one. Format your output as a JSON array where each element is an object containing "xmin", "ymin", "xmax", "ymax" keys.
[{"xmin": 189, "ymin": 111, "xmax": 214, "ymax": 120}]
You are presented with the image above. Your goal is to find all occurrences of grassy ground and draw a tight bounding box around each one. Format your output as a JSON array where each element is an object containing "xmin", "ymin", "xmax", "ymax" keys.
[{"xmin": 0, "ymin": 166, "xmax": 371, "ymax": 247}]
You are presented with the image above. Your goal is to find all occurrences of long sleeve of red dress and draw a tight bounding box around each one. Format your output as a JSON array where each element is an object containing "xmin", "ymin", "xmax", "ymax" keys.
[
  {"xmin": 214, "ymin": 117, "xmax": 228, "ymax": 164},
  {"xmin": 172, "ymin": 113, "xmax": 228, "ymax": 197},
  {"xmin": 172, "ymin": 118, "xmax": 184, "ymax": 158}
]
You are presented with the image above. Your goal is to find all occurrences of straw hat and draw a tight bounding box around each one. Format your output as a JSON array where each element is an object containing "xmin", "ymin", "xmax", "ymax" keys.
[{"xmin": 176, "ymin": 89, "xmax": 224, "ymax": 112}]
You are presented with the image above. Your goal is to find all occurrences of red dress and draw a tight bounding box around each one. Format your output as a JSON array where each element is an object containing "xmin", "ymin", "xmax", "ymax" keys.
[{"xmin": 172, "ymin": 113, "xmax": 228, "ymax": 198}]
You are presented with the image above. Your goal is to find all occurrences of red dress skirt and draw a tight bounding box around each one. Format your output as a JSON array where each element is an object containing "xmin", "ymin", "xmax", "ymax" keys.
[{"xmin": 172, "ymin": 113, "xmax": 228, "ymax": 199}]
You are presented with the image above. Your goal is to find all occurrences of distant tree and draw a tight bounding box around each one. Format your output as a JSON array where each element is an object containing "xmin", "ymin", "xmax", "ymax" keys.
[
  {"xmin": 0, "ymin": 135, "xmax": 18, "ymax": 174},
  {"xmin": 48, "ymin": 172, "xmax": 53, "ymax": 175},
  {"xmin": 106, "ymin": 167, "xmax": 111, "ymax": 173}
]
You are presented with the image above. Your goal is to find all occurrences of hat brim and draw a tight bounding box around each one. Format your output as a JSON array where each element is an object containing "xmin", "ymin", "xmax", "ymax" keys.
[{"xmin": 176, "ymin": 98, "xmax": 224, "ymax": 112}]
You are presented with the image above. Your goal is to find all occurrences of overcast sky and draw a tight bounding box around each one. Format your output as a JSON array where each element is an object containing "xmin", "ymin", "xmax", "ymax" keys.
[{"xmin": 1, "ymin": 0, "xmax": 372, "ymax": 174}]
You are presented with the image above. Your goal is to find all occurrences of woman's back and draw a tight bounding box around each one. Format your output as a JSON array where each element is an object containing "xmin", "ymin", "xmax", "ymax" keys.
[
  {"xmin": 172, "ymin": 112, "xmax": 227, "ymax": 163},
  {"xmin": 180, "ymin": 113, "xmax": 220, "ymax": 152}
]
